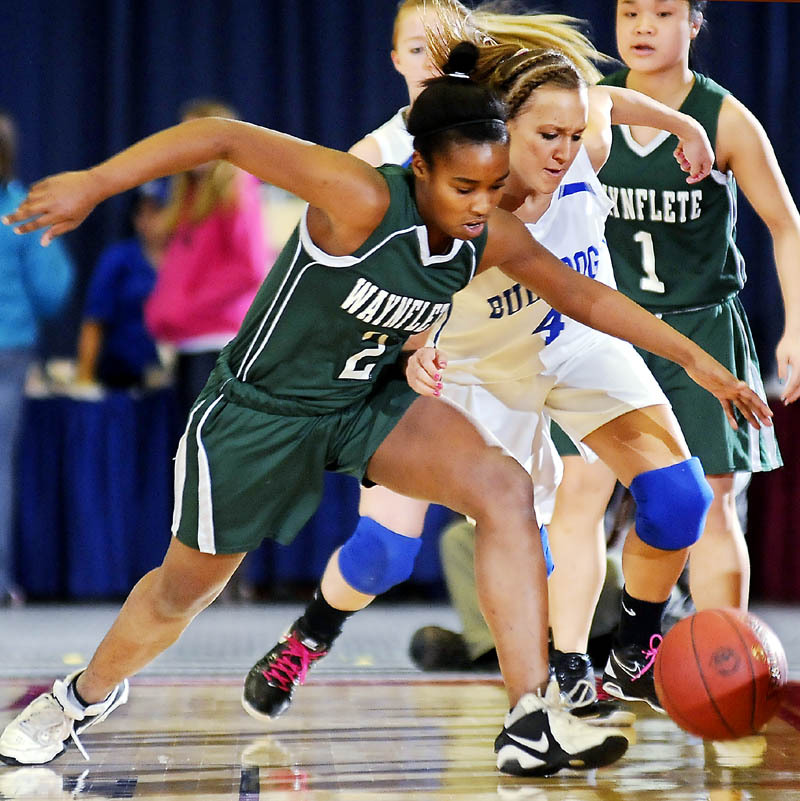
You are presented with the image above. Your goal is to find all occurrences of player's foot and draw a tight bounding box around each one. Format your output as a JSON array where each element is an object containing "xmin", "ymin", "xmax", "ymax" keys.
[
  {"xmin": 602, "ymin": 634, "xmax": 665, "ymax": 713},
  {"xmin": 551, "ymin": 650, "xmax": 636, "ymax": 727},
  {"xmin": 551, "ymin": 650, "xmax": 596, "ymax": 702},
  {"xmin": 494, "ymin": 679, "xmax": 628, "ymax": 776},
  {"xmin": 241, "ymin": 622, "xmax": 329, "ymax": 720},
  {"xmin": 409, "ymin": 625, "xmax": 471, "ymax": 670},
  {"xmin": 569, "ymin": 698, "xmax": 636, "ymax": 727},
  {"xmin": 0, "ymin": 670, "xmax": 129, "ymax": 765}
]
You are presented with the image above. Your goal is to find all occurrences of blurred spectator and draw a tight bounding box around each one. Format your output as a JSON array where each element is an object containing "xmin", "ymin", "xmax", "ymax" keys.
[
  {"xmin": 0, "ymin": 109, "xmax": 74, "ymax": 605},
  {"xmin": 144, "ymin": 98, "xmax": 272, "ymax": 420},
  {"xmin": 75, "ymin": 181, "xmax": 168, "ymax": 390}
]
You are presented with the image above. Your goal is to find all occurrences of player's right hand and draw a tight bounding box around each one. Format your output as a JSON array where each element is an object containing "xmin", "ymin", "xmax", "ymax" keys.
[
  {"xmin": 405, "ymin": 346, "xmax": 447, "ymax": 397},
  {"xmin": 2, "ymin": 169, "xmax": 101, "ymax": 246}
]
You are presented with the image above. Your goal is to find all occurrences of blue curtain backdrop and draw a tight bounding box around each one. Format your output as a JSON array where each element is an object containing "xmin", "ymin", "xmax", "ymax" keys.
[{"xmin": 1, "ymin": 0, "xmax": 798, "ymax": 375}]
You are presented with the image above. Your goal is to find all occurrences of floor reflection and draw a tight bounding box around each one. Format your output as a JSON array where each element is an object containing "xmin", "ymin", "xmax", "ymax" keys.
[{"xmin": 0, "ymin": 680, "xmax": 797, "ymax": 800}]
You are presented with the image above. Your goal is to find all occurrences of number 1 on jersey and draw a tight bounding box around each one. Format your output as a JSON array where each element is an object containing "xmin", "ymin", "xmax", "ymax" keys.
[
  {"xmin": 338, "ymin": 331, "xmax": 388, "ymax": 380},
  {"xmin": 634, "ymin": 230, "xmax": 665, "ymax": 293}
]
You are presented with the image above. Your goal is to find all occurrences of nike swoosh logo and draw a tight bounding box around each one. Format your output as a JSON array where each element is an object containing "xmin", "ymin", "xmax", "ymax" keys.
[
  {"xmin": 507, "ymin": 731, "xmax": 550, "ymax": 753},
  {"xmin": 613, "ymin": 655, "xmax": 642, "ymax": 680},
  {"xmin": 621, "ymin": 600, "xmax": 636, "ymax": 617}
]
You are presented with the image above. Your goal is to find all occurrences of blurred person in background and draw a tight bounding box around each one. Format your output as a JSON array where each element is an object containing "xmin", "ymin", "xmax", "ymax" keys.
[
  {"xmin": 144, "ymin": 98, "xmax": 272, "ymax": 421},
  {"xmin": 75, "ymin": 181, "xmax": 168, "ymax": 391},
  {"xmin": 0, "ymin": 109, "xmax": 74, "ymax": 606}
]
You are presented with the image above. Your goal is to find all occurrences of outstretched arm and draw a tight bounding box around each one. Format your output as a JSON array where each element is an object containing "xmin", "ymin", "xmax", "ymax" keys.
[
  {"xmin": 717, "ymin": 94, "xmax": 800, "ymax": 404},
  {"xmin": 3, "ymin": 118, "xmax": 388, "ymax": 248},
  {"xmin": 586, "ymin": 85, "xmax": 713, "ymax": 183},
  {"xmin": 483, "ymin": 209, "xmax": 773, "ymax": 430}
]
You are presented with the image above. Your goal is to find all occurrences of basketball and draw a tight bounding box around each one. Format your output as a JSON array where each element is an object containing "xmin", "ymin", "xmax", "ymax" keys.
[{"xmin": 654, "ymin": 609, "xmax": 788, "ymax": 740}]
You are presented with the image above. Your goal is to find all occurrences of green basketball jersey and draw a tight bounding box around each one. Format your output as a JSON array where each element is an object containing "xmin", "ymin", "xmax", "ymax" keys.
[
  {"xmin": 598, "ymin": 70, "xmax": 744, "ymax": 312},
  {"xmin": 221, "ymin": 165, "xmax": 486, "ymax": 413}
]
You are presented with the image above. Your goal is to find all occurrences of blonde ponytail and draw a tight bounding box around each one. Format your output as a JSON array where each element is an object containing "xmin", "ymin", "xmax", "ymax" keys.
[{"xmin": 426, "ymin": 0, "xmax": 612, "ymax": 85}]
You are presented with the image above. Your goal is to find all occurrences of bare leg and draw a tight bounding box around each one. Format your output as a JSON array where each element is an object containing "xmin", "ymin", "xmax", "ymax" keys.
[
  {"xmin": 547, "ymin": 455, "xmax": 617, "ymax": 653},
  {"xmin": 359, "ymin": 484, "xmax": 429, "ymax": 536},
  {"xmin": 583, "ymin": 405, "xmax": 691, "ymax": 603},
  {"xmin": 688, "ymin": 473, "xmax": 749, "ymax": 609},
  {"xmin": 367, "ymin": 397, "xmax": 548, "ymax": 705},
  {"xmin": 76, "ymin": 538, "xmax": 244, "ymax": 703},
  {"xmin": 319, "ymin": 546, "xmax": 381, "ymax": 611}
]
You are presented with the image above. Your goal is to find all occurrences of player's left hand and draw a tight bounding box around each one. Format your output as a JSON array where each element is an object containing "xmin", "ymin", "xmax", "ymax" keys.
[
  {"xmin": 1, "ymin": 169, "xmax": 101, "ymax": 246},
  {"xmin": 774, "ymin": 332, "xmax": 800, "ymax": 404},
  {"xmin": 674, "ymin": 121, "xmax": 713, "ymax": 184},
  {"xmin": 405, "ymin": 346, "xmax": 447, "ymax": 397}
]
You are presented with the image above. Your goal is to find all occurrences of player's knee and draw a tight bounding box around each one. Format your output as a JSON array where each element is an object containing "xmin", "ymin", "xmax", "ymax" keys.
[
  {"xmin": 152, "ymin": 568, "xmax": 219, "ymax": 620},
  {"xmin": 630, "ymin": 457, "xmax": 713, "ymax": 550},
  {"xmin": 338, "ymin": 516, "xmax": 422, "ymax": 595},
  {"xmin": 471, "ymin": 456, "xmax": 533, "ymax": 525}
]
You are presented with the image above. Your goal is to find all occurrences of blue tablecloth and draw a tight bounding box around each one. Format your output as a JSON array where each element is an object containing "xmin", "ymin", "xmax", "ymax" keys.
[{"xmin": 14, "ymin": 389, "xmax": 454, "ymax": 599}]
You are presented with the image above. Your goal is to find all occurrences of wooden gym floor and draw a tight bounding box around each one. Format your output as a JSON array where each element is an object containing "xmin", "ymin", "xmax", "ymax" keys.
[{"xmin": 0, "ymin": 602, "xmax": 798, "ymax": 800}]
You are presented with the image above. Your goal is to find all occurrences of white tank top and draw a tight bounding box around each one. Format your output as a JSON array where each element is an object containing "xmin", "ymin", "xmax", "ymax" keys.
[
  {"xmin": 368, "ymin": 107, "xmax": 414, "ymax": 167},
  {"xmin": 431, "ymin": 146, "xmax": 615, "ymax": 388}
]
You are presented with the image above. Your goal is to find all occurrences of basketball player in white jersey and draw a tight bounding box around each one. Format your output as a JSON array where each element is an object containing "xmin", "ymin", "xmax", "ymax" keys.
[
  {"xmin": 400, "ymin": 21, "xmax": 723, "ymax": 720},
  {"xmin": 348, "ymin": 3, "xmax": 720, "ymax": 723}
]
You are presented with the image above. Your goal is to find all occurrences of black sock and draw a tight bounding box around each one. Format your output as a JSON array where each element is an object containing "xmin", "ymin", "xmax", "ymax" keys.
[
  {"xmin": 69, "ymin": 675, "xmax": 91, "ymax": 709},
  {"xmin": 615, "ymin": 586, "xmax": 667, "ymax": 647},
  {"xmin": 296, "ymin": 587, "xmax": 355, "ymax": 645}
]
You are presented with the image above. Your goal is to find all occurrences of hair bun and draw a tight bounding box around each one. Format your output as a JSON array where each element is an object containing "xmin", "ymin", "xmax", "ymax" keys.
[{"xmin": 442, "ymin": 41, "xmax": 479, "ymax": 78}]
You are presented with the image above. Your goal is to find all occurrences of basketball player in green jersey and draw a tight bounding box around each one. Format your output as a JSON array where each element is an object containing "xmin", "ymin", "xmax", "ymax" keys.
[
  {"xmin": 595, "ymin": 0, "xmax": 800, "ymax": 623},
  {"xmin": 0, "ymin": 43, "xmax": 771, "ymax": 775}
]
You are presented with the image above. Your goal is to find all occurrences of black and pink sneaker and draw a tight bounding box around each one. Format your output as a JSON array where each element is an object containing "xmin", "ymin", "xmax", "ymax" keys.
[
  {"xmin": 241, "ymin": 623, "xmax": 329, "ymax": 719},
  {"xmin": 602, "ymin": 634, "xmax": 665, "ymax": 713}
]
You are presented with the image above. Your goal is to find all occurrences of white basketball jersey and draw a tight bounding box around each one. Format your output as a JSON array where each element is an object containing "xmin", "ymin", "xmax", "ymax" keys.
[
  {"xmin": 369, "ymin": 107, "xmax": 414, "ymax": 167},
  {"xmin": 431, "ymin": 146, "xmax": 615, "ymax": 402}
]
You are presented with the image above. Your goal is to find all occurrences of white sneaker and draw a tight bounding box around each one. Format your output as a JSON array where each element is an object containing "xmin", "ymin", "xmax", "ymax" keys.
[
  {"xmin": 494, "ymin": 679, "xmax": 629, "ymax": 776},
  {"xmin": 0, "ymin": 670, "xmax": 129, "ymax": 765}
]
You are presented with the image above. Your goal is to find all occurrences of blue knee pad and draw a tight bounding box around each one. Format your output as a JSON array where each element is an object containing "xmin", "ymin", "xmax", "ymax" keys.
[
  {"xmin": 540, "ymin": 524, "xmax": 555, "ymax": 578},
  {"xmin": 629, "ymin": 457, "xmax": 713, "ymax": 550},
  {"xmin": 338, "ymin": 517, "xmax": 422, "ymax": 595}
]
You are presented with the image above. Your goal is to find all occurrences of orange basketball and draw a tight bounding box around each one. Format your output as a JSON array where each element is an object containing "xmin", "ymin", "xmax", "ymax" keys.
[{"xmin": 654, "ymin": 609, "xmax": 788, "ymax": 740}]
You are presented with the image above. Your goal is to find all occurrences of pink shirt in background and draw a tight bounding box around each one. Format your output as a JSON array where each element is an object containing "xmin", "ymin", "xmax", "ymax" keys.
[{"xmin": 145, "ymin": 172, "xmax": 273, "ymax": 349}]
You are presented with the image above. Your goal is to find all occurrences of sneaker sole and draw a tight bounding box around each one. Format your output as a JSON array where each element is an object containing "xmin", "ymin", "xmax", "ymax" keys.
[
  {"xmin": 577, "ymin": 708, "xmax": 637, "ymax": 727},
  {"xmin": 240, "ymin": 692, "xmax": 290, "ymax": 721},
  {"xmin": 497, "ymin": 735, "xmax": 629, "ymax": 777},
  {"xmin": 601, "ymin": 680, "xmax": 665, "ymax": 714}
]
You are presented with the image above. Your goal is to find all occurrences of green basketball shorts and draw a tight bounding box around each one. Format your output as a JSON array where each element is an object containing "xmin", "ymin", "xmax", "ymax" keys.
[
  {"xmin": 171, "ymin": 367, "xmax": 416, "ymax": 554},
  {"xmin": 636, "ymin": 296, "xmax": 781, "ymax": 475}
]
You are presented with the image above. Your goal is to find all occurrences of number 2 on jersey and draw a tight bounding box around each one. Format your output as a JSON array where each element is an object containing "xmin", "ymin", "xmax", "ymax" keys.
[
  {"xmin": 338, "ymin": 331, "xmax": 388, "ymax": 380},
  {"xmin": 634, "ymin": 230, "xmax": 665, "ymax": 293}
]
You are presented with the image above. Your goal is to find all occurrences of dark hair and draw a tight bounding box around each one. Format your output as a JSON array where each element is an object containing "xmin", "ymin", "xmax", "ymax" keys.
[
  {"xmin": 0, "ymin": 110, "xmax": 16, "ymax": 185},
  {"xmin": 407, "ymin": 42, "xmax": 508, "ymax": 163},
  {"xmin": 687, "ymin": 0, "xmax": 707, "ymax": 69}
]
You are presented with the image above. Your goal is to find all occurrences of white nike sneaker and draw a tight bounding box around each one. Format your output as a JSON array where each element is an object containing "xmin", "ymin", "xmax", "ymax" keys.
[
  {"xmin": 494, "ymin": 679, "xmax": 629, "ymax": 777},
  {"xmin": 0, "ymin": 670, "xmax": 129, "ymax": 765}
]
